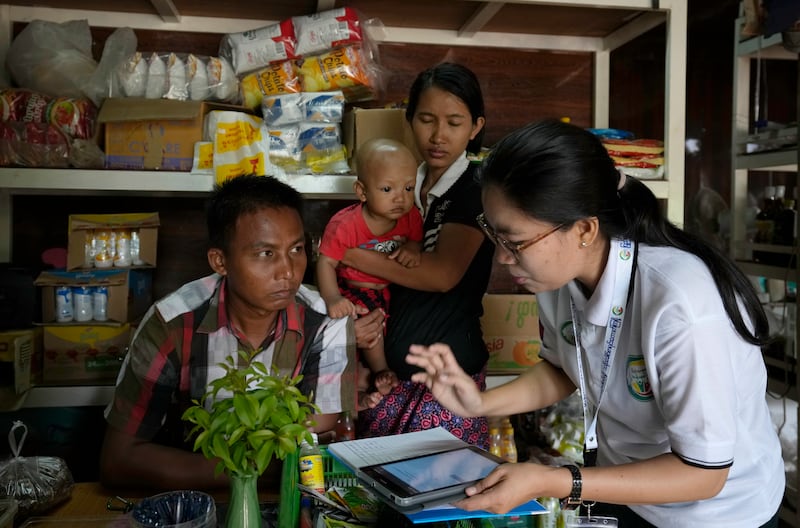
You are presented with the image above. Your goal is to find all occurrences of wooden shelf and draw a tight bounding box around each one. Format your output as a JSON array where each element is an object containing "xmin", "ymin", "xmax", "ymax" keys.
[{"xmin": 0, "ymin": 169, "xmax": 358, "ymax": 198}]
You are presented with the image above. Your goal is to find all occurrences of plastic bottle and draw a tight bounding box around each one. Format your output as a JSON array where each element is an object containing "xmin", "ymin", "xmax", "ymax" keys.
[
  {"xmin": 489, "ymin": 423, "xmax": 503, "ymax": 459},
  {"xmin": 72, "ymin": 286, "xmax": 94, "ymax": 322},
  {"xmin": 55, "ymin": 286, "xmax": 73, "ymax": 322},
  {"xmin": 334, "ymin": 410, "xmax": 355, "ymax": 441},
  {"xmin": 92, "ymin": 286, "xmax": 108, "ymax": 322},
  {"xmin": 500, "ymin": 417, "xmax": 518, "ymax": 463},
  {"xmin": 298, "ymin": 432, "xmax": 325, "ymax": 493},
  {"xmin": 299, "ymin": 496, "xmax": 313, "ymax": 528}
]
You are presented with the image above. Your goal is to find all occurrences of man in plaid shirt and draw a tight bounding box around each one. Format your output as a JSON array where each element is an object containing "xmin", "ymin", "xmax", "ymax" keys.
[{"xmin": 99, "ymin": 175, "xmax": 359, "ymax": 490}]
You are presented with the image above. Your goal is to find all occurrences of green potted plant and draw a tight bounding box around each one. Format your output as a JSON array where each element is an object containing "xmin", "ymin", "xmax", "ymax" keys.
[{"xmin": 182, "ymin": 350, "xmax": 319, "ymax": 528}]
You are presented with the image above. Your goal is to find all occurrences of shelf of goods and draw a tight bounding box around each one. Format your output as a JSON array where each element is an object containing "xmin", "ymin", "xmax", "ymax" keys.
[
  {"xmin": 729, "ymin": 9, "xmax": 799, "ymax": 526},
  {"xmin": 0, "ymin": 0, "xmax": 687, "ymax": 264}
]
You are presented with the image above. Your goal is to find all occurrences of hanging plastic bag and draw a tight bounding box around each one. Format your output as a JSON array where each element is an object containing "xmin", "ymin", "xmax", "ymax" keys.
[
  {"xmin": 84, "ymin": 27, "xmax": 138, "ymax": 107},
  {"xmin": 0, "ymin": 421, "xmax": 74, "ymax": 518},
  {"xmin": 6, "ymin": 19, "xmax": 97, "ymax": 99}
]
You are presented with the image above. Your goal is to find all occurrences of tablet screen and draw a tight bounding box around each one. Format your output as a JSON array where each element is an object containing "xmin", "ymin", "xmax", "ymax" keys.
[{"xmin": 364, "ymin": 446, "xmax": 502, "ymax": 495}]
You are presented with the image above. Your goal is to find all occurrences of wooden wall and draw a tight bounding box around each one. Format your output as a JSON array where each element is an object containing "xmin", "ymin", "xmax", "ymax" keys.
[{"xmin": 14, "ymin": 2, "xmax": 791, "ymax": 298}]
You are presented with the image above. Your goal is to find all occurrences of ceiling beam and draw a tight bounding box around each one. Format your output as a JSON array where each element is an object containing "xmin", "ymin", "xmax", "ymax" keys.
[
  {"xmin": 459, "ymin": 2, "xmax": 505, "ymax": 38},
  {"xmin": 149, "ymin": 0, "xmax": 180, "ymax": 23}
]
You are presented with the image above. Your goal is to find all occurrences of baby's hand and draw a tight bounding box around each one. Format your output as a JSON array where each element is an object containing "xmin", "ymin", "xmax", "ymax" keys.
[
  {"xmin": 374, "ymin": 369, "xmax": 400, "ymax": 395},
  {"xmin": 358, "ymin": 390, "xmax": 383, "ymax": 411},
  {"xmin": 326, "ymin": 296, "xmax": 356, "ymax": 319},
  {"xmin": 391, "ymin": 241, "xmax": 422, "ymax": 268}
]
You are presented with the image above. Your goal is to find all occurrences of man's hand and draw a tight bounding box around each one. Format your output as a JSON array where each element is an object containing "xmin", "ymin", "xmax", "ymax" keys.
[{"xmin": 353, "ymin": 307, "xmax": 385, "ymax": 350}]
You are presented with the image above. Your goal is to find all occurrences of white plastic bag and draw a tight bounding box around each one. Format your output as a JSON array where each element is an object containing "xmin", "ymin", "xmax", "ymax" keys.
[{"xmin": 7, "ymin": 19, "xmax": 97, "ymax": 99}]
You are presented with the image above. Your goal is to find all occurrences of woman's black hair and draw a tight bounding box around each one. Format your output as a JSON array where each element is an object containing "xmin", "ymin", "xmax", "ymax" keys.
[
  {"xmin": 405, "ymin": 62, "xmax": 486, "ymax": 154},
  {"xmin": 206, "ymin": 174, "xmax": 304, "ymax": 252},
  {"xmin": 479, "ymin": 119, "xmax": 769, "ymax": 346}
]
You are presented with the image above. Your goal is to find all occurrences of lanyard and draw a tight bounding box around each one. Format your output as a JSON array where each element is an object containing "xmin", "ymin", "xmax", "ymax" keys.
[{"xmin": 569, "ymin": 240, "xmax": 637, "ymax": 465}]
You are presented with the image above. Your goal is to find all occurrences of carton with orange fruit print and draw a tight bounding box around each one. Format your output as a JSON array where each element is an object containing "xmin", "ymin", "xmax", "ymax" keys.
[{"xmin": 479, "ymin": 294, "xmax": 541, "ymax": 373}]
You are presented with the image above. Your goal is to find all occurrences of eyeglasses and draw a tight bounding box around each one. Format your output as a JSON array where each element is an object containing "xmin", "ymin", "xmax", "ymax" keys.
[{"xmin": 476, "ymin": 213, "xmax": 563, "ymax": 262}]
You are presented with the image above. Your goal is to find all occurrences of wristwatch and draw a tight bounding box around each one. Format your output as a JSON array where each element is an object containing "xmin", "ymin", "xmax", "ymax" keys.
[{"xmin": 560, "ymin": 463, "xmax": 582, "ymax": 510}]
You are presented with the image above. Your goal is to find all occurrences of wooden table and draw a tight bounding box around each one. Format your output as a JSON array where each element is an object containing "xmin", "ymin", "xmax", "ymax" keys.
[{"xmin": 20, "ymin": 482, "xmax": 282, "ymax": 526}]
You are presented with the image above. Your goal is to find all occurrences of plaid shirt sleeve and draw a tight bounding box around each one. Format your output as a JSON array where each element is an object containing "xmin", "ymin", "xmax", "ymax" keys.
[
  {"xmin": 104, "ymin": 305, "xmax": 183, "ymax": 440},
  {"xmin": 308, "ymin": 314, "xmax": 358, "ymax": 415}
]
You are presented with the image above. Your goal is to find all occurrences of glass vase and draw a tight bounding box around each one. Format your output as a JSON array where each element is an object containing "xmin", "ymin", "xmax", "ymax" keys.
[{"xmin": 225, "ymin": 471, "xmax": 260, "ymax": 528}]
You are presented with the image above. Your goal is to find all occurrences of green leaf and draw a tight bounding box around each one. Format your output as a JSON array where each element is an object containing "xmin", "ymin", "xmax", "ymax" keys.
[
  {"xmin": 279, "ymin": 423, "xmax": 307, "ymax": 440},
  {"xmin": 255, "ymin": 442, "xmax": 275, "ymax": 474},
  {"xmin": 287, "ymin": 398, "xmax": 300, "ymax": 421},
  {"xmin": 228, "ymin": 425, "xmax": 246, "ymax": 446},
  {"xmin": 233, "ymin": 393, "xmax": 256, "ymax": 429},
  {"xmin": 277, "ymin": 434, "xmax": 295, "ymax": 454}
]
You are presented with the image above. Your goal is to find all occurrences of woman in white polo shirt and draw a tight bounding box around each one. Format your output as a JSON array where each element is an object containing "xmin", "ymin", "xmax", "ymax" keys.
[{"xmin": 406, "ymin": 119, "xmax": 783, "ymax": 528}]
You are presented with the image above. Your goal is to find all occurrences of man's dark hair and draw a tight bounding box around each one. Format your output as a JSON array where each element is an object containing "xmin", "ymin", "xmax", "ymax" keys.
[{"xmin": 206, "ymin": 175, "xmax": 304, "ymax": 251}]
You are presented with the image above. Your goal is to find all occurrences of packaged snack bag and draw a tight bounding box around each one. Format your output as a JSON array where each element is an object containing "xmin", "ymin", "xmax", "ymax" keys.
[
  {"xmin": 220, "ymin": 19, "xmax": 297, "ymax": 75},
  {"xmin": 297, "ymin": 45, "xmax": 375, "ymax": 102},
  {"xmin": 240, "ymin": 60, "xmax": 301, "ymax": 109},
  {"xmin": 118, "ymin": 51, "xmax": 148, "ymax": 97},
  {"xmin": 186, "ymin": 54, "xmax": 211, "ymax": 101},
  {"xmin": 166, "ymin": 53, "xmax": 188, "ymax": 101},
  {"xmin": 292, "ymin": 7, "xmax": 363, "ymax": 57},
  {"xmin": 145, "ymin": 52, "xmax": 167, "ymax": 99},
  {"xmin": 262, "ymin": 93, "xmax": 305, "ymax": 127}
]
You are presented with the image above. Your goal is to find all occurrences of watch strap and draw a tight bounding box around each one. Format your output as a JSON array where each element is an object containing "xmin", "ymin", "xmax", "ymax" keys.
[{"xmin": 560, "ymin": 463, "xmax": 582, "ymax": 510}]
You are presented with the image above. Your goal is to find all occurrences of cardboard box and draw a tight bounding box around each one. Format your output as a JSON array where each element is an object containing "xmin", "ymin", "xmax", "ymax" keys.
[
  {"xmin": 99, "ymin": 97, "xmax": 247, "ymax": 171},
  {"xmin": 342, "ymin": 108, "xmax": 421, "ymax": 171},
  {"xmin": 0, "ymin": 328, "xmax": 38, "ymax": 395},
  {"xmin": 35, "ymin": 269, "xmax": 153, "ymax": 325},
  {"xmin": 67, "ymin": 212, "xmax": 160, "ymax": 270},
  {"xmin": 42, "ymin": 324, "xmax": 129, "ymax": 384},
  {"xmin": 480, "ymin": 294, "xmax": 541, "ymax": 374}
]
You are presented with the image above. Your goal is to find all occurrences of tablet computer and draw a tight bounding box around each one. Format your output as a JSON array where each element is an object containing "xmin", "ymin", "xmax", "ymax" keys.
[{"xmin": 358, "ymin": 445, "xmax": 506, "ymax": 511}]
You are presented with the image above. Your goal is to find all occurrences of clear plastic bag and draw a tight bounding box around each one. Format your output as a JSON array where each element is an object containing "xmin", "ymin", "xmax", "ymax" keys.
[
  {"xmin": 6, "ymin": 19, "xmax": 97, "ymax": 99},
  {"xmin": 0, "ymin": 421, "xmax": 74, "ymax": 518},
  {"xmin": 111, "ymin": 52, "xmax": 239, "ymax": 103}
]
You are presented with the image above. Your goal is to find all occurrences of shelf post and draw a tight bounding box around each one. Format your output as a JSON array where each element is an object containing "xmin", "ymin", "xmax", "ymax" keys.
[{"xmin": 663, "ymin": 0, "xmax": 687, "ymax": 227}]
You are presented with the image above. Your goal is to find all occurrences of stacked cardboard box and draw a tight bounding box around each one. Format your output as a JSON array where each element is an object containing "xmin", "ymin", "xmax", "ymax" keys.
[{"xmin": 481, "ymin": 294, "xmax": 541, "ymax": 374}]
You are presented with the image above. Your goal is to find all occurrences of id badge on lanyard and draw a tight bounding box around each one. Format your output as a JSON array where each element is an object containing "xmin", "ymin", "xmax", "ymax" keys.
[{"xmin": 570, "ymin": 240, "xmax": 637, "ymax": 469}]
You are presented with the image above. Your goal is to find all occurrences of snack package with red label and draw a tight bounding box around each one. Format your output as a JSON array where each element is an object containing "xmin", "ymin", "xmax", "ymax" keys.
[
  {"xmin": 292, "ymin": 7, "xmax": 363, "ymax": 57},
  {"xmin": 219, "ymin": 19, "xmax": 297, "ymax": 76},
  {"xmin": 0, "ymin": 88, "xmax": 97, "ymax": 140},
  {"xmin": 46, "ymin": 97, "xmax": 97, "ymax": 140},
  {"xmin": 0, "ymin": 89, "xmax": 50, "ymax": 123}
]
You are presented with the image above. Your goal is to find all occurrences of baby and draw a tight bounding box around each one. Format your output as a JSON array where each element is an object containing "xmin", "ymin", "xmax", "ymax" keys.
[{"xmin": 317, "ymin": 138, "xmax": 423, "ymax": 408}]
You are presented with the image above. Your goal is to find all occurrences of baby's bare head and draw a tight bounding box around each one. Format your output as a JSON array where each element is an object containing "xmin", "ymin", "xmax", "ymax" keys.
[{"xmin": 356, "ymin": 138, "xmax": 418, "ymax": 186}]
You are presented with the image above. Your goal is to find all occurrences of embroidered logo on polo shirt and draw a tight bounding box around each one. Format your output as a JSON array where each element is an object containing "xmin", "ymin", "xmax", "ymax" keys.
[
  {"xmin": 626, "ymin": 355, "xmax": 653, "ymax": 401},
  {"xmin": 619, "ymin": 248, "xmax": 632, "ymax": 261},
  {"xmin": 560, "ymin": 321, "xmax": 576, "ymax": 346},
  {"xmin": 611, "ymin": 306, "xmax": 623, "ymax": 316},
  {"xmin": 433, "ymin": 199, "xmax": 452, "ymax": 224}
]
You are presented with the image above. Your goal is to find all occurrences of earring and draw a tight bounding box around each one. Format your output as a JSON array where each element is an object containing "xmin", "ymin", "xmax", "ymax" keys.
[{"xmin": 580, "ymin": 241, "xmax": 588, "ymax": 247}]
